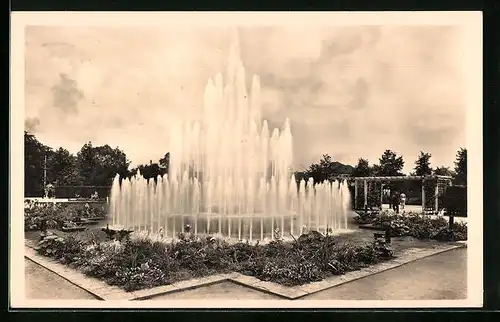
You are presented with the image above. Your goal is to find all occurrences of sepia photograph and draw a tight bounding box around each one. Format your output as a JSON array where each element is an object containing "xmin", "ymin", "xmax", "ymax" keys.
[{"xmin": 10, "ymin": 11, "xmax": 483, "ymax": 308}]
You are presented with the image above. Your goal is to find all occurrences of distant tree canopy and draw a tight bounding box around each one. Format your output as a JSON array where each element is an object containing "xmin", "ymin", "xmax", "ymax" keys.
[
  {"xmin": 24, "ymin": 131, "xmax": 172, "ymax": 197},
  {"xmin": 413, "ymin": 151, "xmax": 433, "ymax": 176},
  {"xmin": 75, "ymin": 142, "xmax": 131, "ymax": 186},
  {"xmin": 351, "ymin": 158, "xmax": 373, "ymax": 177},
  {"xmin": 302, "ymin": 154, "xmax": 354, "ymax": 183},
  {"xmin": 454, "ymin": 148, "xmax": 467, "ymax": 185},
  {"xmin": 434, "ymin": 166, "xmax": 454, "ymax": 177},
  {"xmin": 24, "ymin": 131, "xmax": 52, "ymax": 196},
  {"xmin": 159, "ymin": 152, "xmax": 170, "ymax": 169},
  {"xmin": 24, "ymin": 132, "xmax": 465, "ymax": 200},
  {"xmin": 131, "ymin": 161, "xmax": 168, "ymax": 182},
  {"xmin": 48, "ymin": 147, "xmax": 78, "ymax": 186},
  {"xmin": 374, "ymin": 150, "xmax": 405, "ymax": 176}
]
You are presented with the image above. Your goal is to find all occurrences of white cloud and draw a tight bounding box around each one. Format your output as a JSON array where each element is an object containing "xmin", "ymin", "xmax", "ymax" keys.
[{"xmin": 25, "ymin": 25, "xmax": 467, "ymax": 173}]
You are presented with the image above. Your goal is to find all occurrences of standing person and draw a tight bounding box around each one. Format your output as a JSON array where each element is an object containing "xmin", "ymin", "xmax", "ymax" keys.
[
  {"xmin": 392, "ymin": 191, "xmax": 400, "ymax": 214},
  {"xmin": 400, "ymin": 191, "xmax": 407, "ymax": 213}
]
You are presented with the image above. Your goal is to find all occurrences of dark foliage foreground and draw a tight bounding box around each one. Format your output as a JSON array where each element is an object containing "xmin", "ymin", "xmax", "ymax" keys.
[
  {"xmin": 35, "ymin": 230, "xmax": 394, "ymax": 292},
  {"xmin": 354, "ymin": 211, "xmax": 468, "ymax": 241}
]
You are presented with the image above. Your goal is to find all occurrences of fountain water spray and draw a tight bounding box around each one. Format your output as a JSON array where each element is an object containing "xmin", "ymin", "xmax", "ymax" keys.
[{"xmin": 110, "ymin": 31, "xmax": 351, "ymax": 241}]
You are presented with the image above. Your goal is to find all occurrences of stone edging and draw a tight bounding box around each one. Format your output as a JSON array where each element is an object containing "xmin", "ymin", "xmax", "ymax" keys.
[{"xmin": 24, "ymin": 241, "xmax": 466, "ymax": 301}]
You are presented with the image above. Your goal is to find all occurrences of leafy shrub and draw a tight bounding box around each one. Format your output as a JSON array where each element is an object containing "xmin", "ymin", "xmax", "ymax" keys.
[
  {"xmin": 261, "ymin": 260, "xmax": 323, "ymax": 286},
  {"xmin": 452, "ymin": 221, "xmax": 468, "ymax": 240},
  {"xmin": 57, "ymin": 236, "xmax": 86, "ymax": 264},
  {"xmin": 353, "ymin": 210, "xmax": 379, "ymax": 224},
  {"xmin": 406, "ymin": 215, "xmax": 447, "ymax": 239},
  {"xmin": 434, "ymin": 221, "xmax": 468, "ymax": 241},
  {"xmin": 35, "ymin": 232, "xmax": 66, "ymax": 257},
  {"xmin": 101, "ymin": 225, "xmax": 133, "ymax": 242},
  {"xmin": 74, "ymin": 203, "xmax": 106, "ymax": 220},
  {"xmin": 112, "ymin": 263, "xmax": 167, "ymax": 292},
  {"xmin": 297, "ymin": 230, "xmax": 325, "ymax": 245},
  {"xmin": 370, "ymin": 211, "xmax": 467, "ymax": 241},
  {"xmin": 24, "ymin": 200, "xmax": 107, "ymax": 231},
  {"xmin": 371, "ymin": 210, "xmax": 394, "ymax": 226},
  {"xmin": 24, "ymin": 201, "xmax": 66, "ymax": 231}
]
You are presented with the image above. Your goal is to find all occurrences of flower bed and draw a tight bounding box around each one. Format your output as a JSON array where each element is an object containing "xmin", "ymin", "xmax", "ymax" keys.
[
  {"xmin": 24, "ymin": 200, "xmax": 106, "ymax": 231},
  {"xmin": 33, "ymin": 229, "xmax": 394, "ymax": 292},
  {"xmin": 355, "ymin": 211, "xmax": 467, "ymax": 241}
]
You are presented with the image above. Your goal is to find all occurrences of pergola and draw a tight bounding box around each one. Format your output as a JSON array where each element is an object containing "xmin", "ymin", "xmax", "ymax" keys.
[{"xmin": 347, "ymin": 175, "xmax": 453, "ymax": 212}]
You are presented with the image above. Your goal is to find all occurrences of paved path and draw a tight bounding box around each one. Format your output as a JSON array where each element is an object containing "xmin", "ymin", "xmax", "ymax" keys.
[
  {"xmin": 24, "ymin": 247, "xmax": 466, "ymax": 301},
  {"xmin": 302, "ymin": 247, "xmax": 467, "ymax": 300},
  {"xmin": 150, "ymin": 280, "xmax": 281, "ymax": 300},
  {"xmin": 25, "ymin": 258, "xmax": 98, "ymax": 300}
]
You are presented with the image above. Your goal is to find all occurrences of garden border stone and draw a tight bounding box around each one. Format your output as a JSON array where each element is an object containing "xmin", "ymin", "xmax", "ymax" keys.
[{"xmin": 24, "ymin": 239, "xmax": 466, "ymax": 300}]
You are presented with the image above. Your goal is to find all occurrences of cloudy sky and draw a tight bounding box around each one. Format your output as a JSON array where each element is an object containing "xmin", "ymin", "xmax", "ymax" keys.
[{"xmin": 24, "ymin": 25, "xmax": 466, "ymax": 173}]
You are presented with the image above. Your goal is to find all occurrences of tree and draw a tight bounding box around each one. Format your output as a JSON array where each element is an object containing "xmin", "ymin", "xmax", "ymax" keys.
[
  {"xmin": 159, "ymin": 152, "xmax": 170, "ymax": 171},
  {"xmin": 24, "ymin": 131, "xmax": 53, "ymax": 196},
  {"xmin": 351, "ymin": 158, "xmax": 373, "ymax": 177},
  {"xmin": 75, "ymin": 142, "xmax": 97, "ymax": 185},
  {"xmin": 294, "ymin": 170, "xmax": 308, "ymax": 183},
  {"xmin": 376, "ymin": 150, "xmax": 405, "ymax": 176},
  {"xmin": 135, "ymin": 161, "xmax": 167, "ymax": 182},
  {"xmin": 48, "ymin": 147, "xmax": 78, "ymax": 186},
  {"xmin": 75, "ymin": 142, "xmax": 131, "ymax": 186},
  {"xmin": 454, "ymin": 148, "xmax": 467, "ymax": 185},
  {"xmin": 305, "ymin": 154, "xmax": 354, "ymax": 183},
  {"xmin": 413, "ymin": 151, "xmax": 433, "ymax": 176},
  {"xmin": 434, "ymin": 166, "xmax": 454, "ymax": 177},
  {"xmin": 92, "ymin": 145, "xmax": 131, "ymax": 186}
]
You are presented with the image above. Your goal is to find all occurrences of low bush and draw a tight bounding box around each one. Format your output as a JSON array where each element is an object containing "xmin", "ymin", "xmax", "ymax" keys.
[
  {"xmin": 34, "ymin": 229, "xmax": 394, "ymax": 292},
  {"xmin": 72, "ymin": 204, "xmax": 106, "ymax": 221},
  {"xmin": 24, "ymin": 200, "xmax": 107, "ymax": 231},
  {"xmin": 353, "ymin": 210, "xmax": 379, "ymax": 225},
  {"xmin": 370, "ymin": 212, "xmax": 467, "ymax": 241},
  {"xmin": 24, "ymin": 200, "xmax": 65, "ymax": 231}
]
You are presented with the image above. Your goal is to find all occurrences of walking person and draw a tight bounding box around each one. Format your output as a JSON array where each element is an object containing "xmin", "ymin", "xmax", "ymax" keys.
[{"xmin": 400, "ymin": 191, "xmax": 406, "ymax": 213}]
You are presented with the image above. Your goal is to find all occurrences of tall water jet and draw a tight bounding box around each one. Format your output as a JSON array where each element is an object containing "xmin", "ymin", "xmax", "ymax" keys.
[{"xmin": 110, "ymin": 30, "xmax": 351, "ymax": 241}]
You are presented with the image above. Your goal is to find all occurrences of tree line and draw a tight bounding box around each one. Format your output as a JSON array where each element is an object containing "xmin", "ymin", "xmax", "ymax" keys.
[
  {"xmin": 24, "ymin": 131, "xmax": 170, "ymax": 197},
  {"xmin": 296, "ymin": 148, "xmax": 467, "ymax": 186},
  {"xmin": 24, "ymin": 131, "xmax": 467, "ymax": 197}
]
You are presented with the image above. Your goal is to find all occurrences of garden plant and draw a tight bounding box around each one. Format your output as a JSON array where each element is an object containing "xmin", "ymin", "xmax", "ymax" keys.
[
  {"xmin": 34, "ymin": 227, "xmax": 394, "ymax": 292},
  {"xmin": 354, "ymin": 210, "xmax": 467, "ymax": 241}
]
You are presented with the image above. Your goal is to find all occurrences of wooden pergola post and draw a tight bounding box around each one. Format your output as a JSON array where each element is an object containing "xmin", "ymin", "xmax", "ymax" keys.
[
  {"xmin": 434, "ymin": 179, "xmax": 439, "ymax": 213},
  {"xmin": 363, "ymin": 179, "xmax": 368, "ymax": 209},
  {"xmin": 421, "ymin": 179, "xmax": 426, "ymax": 213},
  {"xmin": 347, "ymin": 175, "xmax": 453, "ymax": 214}
]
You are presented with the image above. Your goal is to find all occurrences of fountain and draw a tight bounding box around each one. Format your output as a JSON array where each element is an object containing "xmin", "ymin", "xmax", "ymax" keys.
[{"xmin": 109, "ymin": 31, "xmax": 351, "ymax": 241}]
